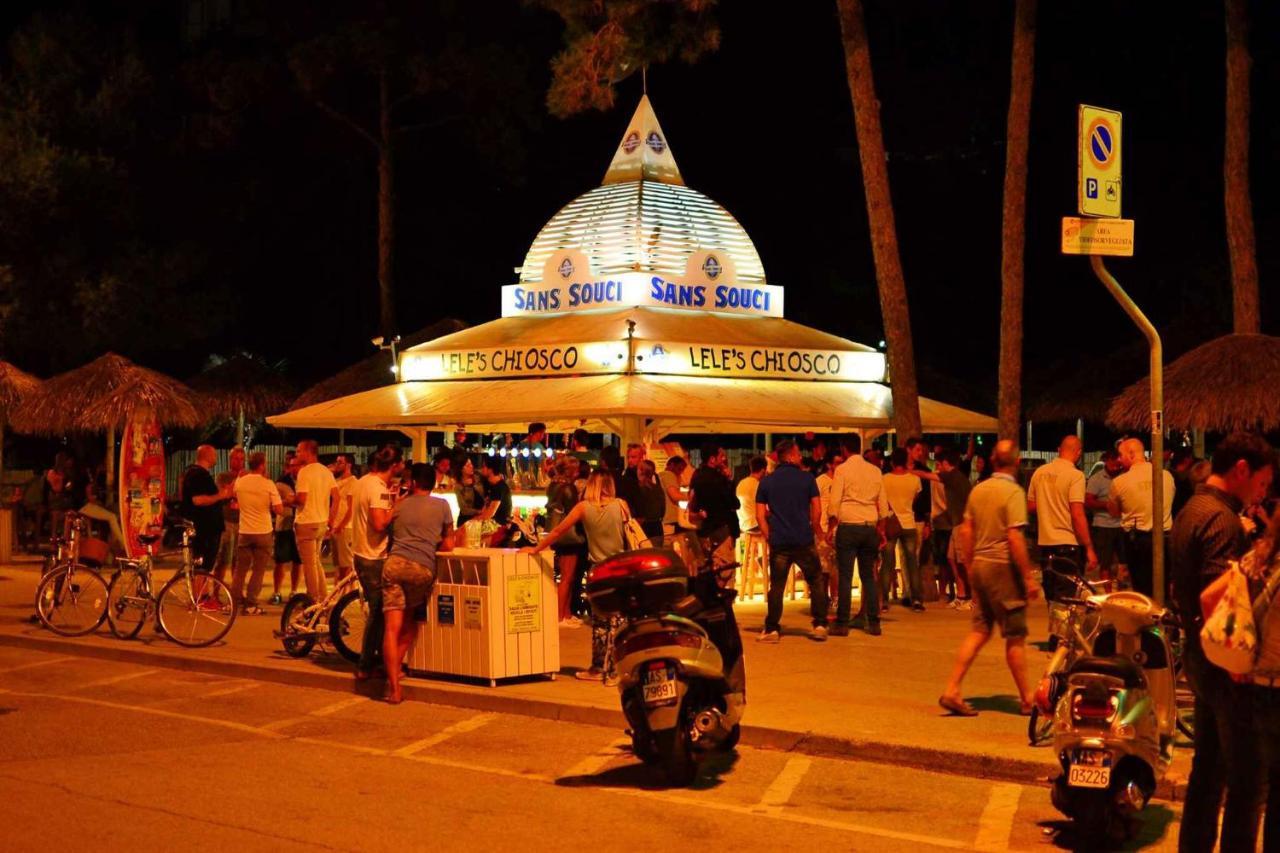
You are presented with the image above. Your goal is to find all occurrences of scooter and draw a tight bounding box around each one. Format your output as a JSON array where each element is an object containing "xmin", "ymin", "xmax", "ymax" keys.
[
  {"xmin": 1048, "ymin": 589, "xmax": 1177, "ymax": 843},
  {"xmin": 585, "ymin": 533, "xmax": 746, "ymax": 786}
]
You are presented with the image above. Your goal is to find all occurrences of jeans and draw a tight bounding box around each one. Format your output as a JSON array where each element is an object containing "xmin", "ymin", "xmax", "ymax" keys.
[
  {"xmin": 835, "ymin": 523, "xmax": 881, "ymax": 626},
  {"xmin": 214, "ymin": 521, "xmax": 239, "ymax": 576},
  {"xmin": 1251, "ymin": 686, "xmax": 1280, "ymax": 852},
  {"xmin": 353, "ymin": 555, "xmax": 385, "ymax": 673},
  {"xmin": 764, "ymin": 544, "xmax": 828, "ymax": 633},
  {"xmin": 1179, "ymin": 646, "xmax": 1265, "ymax": 852},
  {"xmin": 231, "ymin": 532, "xmax": 272, "ymax": 608},
  {"xmin": 294, "ymin": 522, "xmax": 328, "ymax": 599},
  {"xmin": 883, "ymin": 529, "xmax": 921, "ymax": 605}
]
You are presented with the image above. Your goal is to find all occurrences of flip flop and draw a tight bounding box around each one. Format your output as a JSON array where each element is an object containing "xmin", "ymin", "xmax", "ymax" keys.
[{"xmin": 938, "ymin": 696, "xmax": 979, "ymax": 717}]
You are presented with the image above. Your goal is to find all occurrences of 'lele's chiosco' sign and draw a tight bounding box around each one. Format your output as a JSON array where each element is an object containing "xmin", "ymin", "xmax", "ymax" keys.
[
  {"xmin": 635, "ymin": 342, "xmax": 886, "ymax": 383},
  {"xmin": 400, "ymin": 341, "xmax": 629, "ymax": 381}
]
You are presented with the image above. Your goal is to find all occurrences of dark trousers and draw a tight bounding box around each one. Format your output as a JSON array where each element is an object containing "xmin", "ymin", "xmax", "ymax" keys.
[
  {"xmin": 1125, "ymin": 531, "xmax": 1164, "ymax": 597},
  {"xmin": 1039, "ymin": 544, "xmax": 1083, "ymax": 603},
  {"xmin": 765, "ymin": 544, "xmax": 828, "ymax": 633},
  {"xmin": 1179, "ymin": 648, "xmax": 1265, "ymax": 852},
  {"xmin": 353, "ymin": 556, "xmax": 385, "ymax": 673},
  {"xmin": 835, "ymin": 523, "xmax": 881, "ymax": 626},
  {"xmin": 1251, "ymin": 686, "xmax": 1280, "ymax": 852},
  {"xmin": 193, "ymin": 529, "xmax": 222, "ymax": 574}
]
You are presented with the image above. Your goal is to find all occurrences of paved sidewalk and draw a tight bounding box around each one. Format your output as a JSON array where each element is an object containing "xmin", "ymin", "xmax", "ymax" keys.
[{"xmin": 0, "ymin": 563, "xmax": 1190, "ymax": 794}]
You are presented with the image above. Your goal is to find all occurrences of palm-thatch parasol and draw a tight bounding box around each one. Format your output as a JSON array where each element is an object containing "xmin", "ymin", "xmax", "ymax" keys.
[
  {"xmin": 0, "ymin": 361, "xmax": 41, "ymax": 479},
  {"xmin": 12, "ymin": 353, "xmax": 202, "ymax": 488},
  {"xmin": 189, "ymin": 353, "xmax": 295, "ymax": 444},
  {"xmin": 290, "ymin": 318, "xmax": 468, "ymax": 411},
  {"xmin": 1107, "ymin": 334, "xmax": 1280, "ymax": 433}
]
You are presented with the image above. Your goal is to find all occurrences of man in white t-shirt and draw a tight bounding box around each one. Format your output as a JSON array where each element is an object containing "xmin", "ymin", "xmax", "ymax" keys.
[
  {"xmin": 330, "ymin": 454, "xmax": 357, "ymax": 582},
  {"xmin": 351, "ymin": 446, "xmax": 400, "ymax": 678},
  {"xmin": 736, "ymin": 456, "xmax": 767, "ymax": 534},
  {"xmin": 1108, "ymin": 437, "xmax": 1175, "ymax": 596},
  {"xmin": 293, "ymin": 439, "xmax": 339, "ymax": 600},
  {"xmin": 1026, "ymin": 436, "xmax": 1098, "ymax": 602},
  {"xmin": 231, "ymin": 451, "xmax": 282, "ymax": 614}
]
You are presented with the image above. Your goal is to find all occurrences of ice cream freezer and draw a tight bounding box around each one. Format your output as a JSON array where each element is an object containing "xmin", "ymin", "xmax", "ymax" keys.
[{"xmin": 408, "ymin": 548, "xmax": 560, "ymax": 686}]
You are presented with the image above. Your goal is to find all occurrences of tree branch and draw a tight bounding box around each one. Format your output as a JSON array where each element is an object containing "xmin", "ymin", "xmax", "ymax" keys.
[
  {"xmin": 394, "ymin": 114, "xmax": 463, "ymax": 135},
  {"xmin": 309, "ymin": 97, "xmax": 380, "ymax": 151}
]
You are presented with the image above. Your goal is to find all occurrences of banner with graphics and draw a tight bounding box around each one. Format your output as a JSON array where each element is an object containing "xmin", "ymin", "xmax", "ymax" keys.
[{"xmin": 118, "ymin": 409, "xmax": 166, "ymax": 559}]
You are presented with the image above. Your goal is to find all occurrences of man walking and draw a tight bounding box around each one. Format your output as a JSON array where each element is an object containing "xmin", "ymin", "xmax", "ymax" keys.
[
  {"xmin": 293, "ymin": 440, "xmax": 339, "ymax": 600},
  {"xmin": 351, "ymin": 446, "xmax": 400, "ymax": 681},
  {"xmin": 1108, "ymin": 437, "xmax": 1175, "ymax": 596},
  {"xmin": 180, "ymin": 444, "xmax": 231, "ymax": 573},
  {"xmin": 755, "ymin": 440, "xmax": 829, "ymax": 642},
  {"xmin": 231, "ymin": 452, "xmax": 281, "ymax": 614},
  {"xmin": 1085, "ymin": 450, "xmax": 1126, "ymax": 580},
  {"xmin": 1026, "ymin": 436, "xmax": 1098, "ymax": 603},
  {"xmin": 828, "ymin": 433, "xmax": 886, "ymax": 636},
  {"xmin": 330, "ymin": 454, "xmax": 356, "ymax": 582},
  {"xmin": 939, "ymin": 440, "xmax": 1040, "ymax": 716},
  {"xmin": 1172, "ymin": 433, "xmax": 1273, "ymax": 852}
]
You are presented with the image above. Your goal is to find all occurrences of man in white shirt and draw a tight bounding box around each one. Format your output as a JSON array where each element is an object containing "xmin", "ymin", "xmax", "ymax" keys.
[
  {"xmin": 293, "ymin": 439, "xmax": 339, "ymax": 600},
  {"xmin": 827, "ymin": 433, "xmax": 888, "ymax": 636},
  {"xmin": 1107, "ymin": 437, "xmax": 1175, "ymax": 596},
  {"xmin": 1085, "ymin": 450, "xmax": 1126, "ymax": 580},
  {"xmin": 231, "ymin": 451, "xmax": 282, "ymax": 614},
  {"xmin": 1026, "ymin": 436, "xmax": 1098, "ymax": 603},
  {"xmin": 736, "ymin": 456, "xmax": 767, "ymax": 534},
  {"xmin": 330, "ymin": 454, "xmax": 357, "ymax": 582},
  {"xmin": 351, "ymin": 446, "xmax": 400, "ymax": 679}
]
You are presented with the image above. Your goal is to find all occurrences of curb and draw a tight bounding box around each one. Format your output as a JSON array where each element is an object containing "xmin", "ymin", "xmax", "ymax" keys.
[{"xmin": 0, "ymin": 631, "xmax": 1184, "ymax": 800}]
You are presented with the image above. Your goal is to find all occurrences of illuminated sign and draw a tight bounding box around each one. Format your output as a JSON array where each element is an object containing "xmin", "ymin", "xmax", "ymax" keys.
[
  {"xmin": 502, "ymin": 272, "xmax": 784, "ymax": 319},
  {"xmin": 635, "ymin": 342, "xmax": 885, "ymax": 383},
  {"xmin": 400, "ymin": 341, "xmax": 629, "ymax": 381}
]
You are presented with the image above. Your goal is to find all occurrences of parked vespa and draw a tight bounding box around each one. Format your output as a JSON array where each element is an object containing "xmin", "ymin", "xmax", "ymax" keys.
[
  {"xmin": 585, "ymin": 533, "xmax": 745, "ymax": 786},
  {"xmin": 1049, "ymin": 590, "xmax": 1177, "ymax": 842}
]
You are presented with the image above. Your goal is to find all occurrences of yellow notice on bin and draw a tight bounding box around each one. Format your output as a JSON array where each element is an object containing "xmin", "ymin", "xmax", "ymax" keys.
[
  {"xmin": 505, "ymin": 574, "xmax": 541, "ymax": 633},
  {"xmin": 1061, "ymin": 217, "xmax": 1134, "ymax": 257}
]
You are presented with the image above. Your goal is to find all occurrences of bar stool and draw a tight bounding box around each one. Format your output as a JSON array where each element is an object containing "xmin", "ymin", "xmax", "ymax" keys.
[{"xmin": 738, "ymin": 531, "xmax": 769, "ymax": 600}]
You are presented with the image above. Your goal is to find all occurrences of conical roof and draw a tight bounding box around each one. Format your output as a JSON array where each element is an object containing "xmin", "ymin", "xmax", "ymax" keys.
[{"xmin": 601, "ymin": 95, "xmax": 684, "ymax": 186}]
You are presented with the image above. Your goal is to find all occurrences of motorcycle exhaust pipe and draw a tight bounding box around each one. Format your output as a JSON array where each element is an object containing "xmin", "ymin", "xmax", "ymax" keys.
[
  {"xmin": 1117, "ymin": 780, "xmax": 1147, "ymax": 814},
  {"xmin": 692, "ymin": 708, "xmax": 731, "ymax": 742}
]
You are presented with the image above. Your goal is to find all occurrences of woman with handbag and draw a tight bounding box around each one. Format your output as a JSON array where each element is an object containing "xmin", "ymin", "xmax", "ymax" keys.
[
  {"xmin": 881, "ymin": 448, "xmax": 924, "ymax": 610},
  {"xmin": 528, "ymin": 470, "xmax": 629, "ymax": 681},
  {"xmin": 545, "ymin": 456, "xmax": 587, "ymax": 626}
]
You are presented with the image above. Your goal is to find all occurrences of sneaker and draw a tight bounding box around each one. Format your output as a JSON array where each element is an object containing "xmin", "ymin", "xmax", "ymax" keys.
[
  {"xmin": 911, "ymin": 603, "xmax": 926, "ymax": 613},
  {"xmin": 811, "ymin": 625, "xmax": 828, "ymax": 642},
  {"xmin": 574, "ymin": 667, "xmax": 604, "ymax": 682},
  {"xmin": 559, "ymin": 617, "xmax": 583, "ymax": 629},
  {"xmin": 946, "ymin": 598, "xmax": 960, "ymax": 610},
  {"xmin": 268, "ymin": 593, "xmax": 283, "ymax": 606},
  {"xmin": 866, "ymin": 624, "xmax": 883, "ymax": 636},
  {"xmin": 829, "ymin": 625, "xmax": 850, "ymax": 637},
  {"xmin": 850, "ymin": 617, "xmax": 867, "ymax": 631},
  {"xmin": 757, "ymin": 630, "xmax": 781, "ymax": 644}
]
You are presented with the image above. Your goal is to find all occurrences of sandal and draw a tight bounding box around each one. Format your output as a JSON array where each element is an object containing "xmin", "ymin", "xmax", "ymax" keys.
[
  {"xmin": 241, "ymin": 606, "xmax": 266, "ymax": 616},
  {"xmin": 938, "ymin": 695, "xmax": 979, "ymax": 717},
  {"xmin": 383, "ymin": 689, "xmax": 403, "ymax": 705}
]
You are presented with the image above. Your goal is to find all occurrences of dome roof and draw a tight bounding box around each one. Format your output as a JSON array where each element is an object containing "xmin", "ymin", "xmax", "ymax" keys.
[{"xmin": 518, "ymin": 97, "xmax": 766, "ymax": 285}]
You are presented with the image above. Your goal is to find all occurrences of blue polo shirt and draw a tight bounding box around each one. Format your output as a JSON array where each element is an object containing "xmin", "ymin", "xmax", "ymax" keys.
[{"xmin": 756, "ymin": 463, "xmax": 820, "ymax": 549}]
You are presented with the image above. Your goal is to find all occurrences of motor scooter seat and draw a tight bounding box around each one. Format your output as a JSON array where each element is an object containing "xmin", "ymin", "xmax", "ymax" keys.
[{"xmin": 1068, "ymin": 655, "xmax": 1144, "ymax": 688}]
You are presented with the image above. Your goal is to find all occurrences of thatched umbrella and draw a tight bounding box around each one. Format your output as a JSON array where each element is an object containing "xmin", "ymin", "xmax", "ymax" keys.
[
  {"xmin": 0, "ymin": 361, "xmax": 41, "ymax": 479},
  {"xmin": 12, "ymin": 353, "xmax": 202, "ymax": 488},
  {"xmin": 1107, "ymin": 334, "xmax": 1280, "ymax": 433},
  {"xmin": 189, "ymin": 354, "xmax": 294, "ymax": 445}
]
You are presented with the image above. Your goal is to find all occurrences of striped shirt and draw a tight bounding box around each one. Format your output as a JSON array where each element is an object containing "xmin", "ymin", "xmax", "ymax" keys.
[{"xmin": 1169, "ymin": 484, "xmax": 1245, "ymax": 649}]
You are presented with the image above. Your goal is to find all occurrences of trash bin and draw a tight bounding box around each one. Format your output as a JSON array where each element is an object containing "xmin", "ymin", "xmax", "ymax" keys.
[{"xmin": 408, "ymin": 548, "xmax": 559, "ymax": 686}]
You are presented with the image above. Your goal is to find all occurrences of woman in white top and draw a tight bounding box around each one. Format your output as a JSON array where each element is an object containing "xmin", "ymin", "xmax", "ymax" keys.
[{"xmin": 881, "ymin": 448, "xmax": 925, "ymax": 610}]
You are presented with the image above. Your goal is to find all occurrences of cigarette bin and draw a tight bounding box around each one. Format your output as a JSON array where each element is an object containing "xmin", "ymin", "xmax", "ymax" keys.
[{"xmin": 408, "ymin": 548, "xmax": 559, "ymax": 686}]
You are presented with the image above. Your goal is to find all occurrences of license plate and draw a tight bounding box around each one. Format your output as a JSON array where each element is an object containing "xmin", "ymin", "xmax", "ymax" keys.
[
  {"xmin": 642, "ymin": 665, "xmax": 678, "ymax": 706},
  {"xmin": 1067, "ymin": 749, "xmax": 1112, "ymax": 789}
]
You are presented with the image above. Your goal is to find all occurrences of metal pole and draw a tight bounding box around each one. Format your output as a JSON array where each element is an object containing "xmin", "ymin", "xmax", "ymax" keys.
[{"xmin": 1090, "ymin": 255, "xmax": 1164, "ymax": 603}]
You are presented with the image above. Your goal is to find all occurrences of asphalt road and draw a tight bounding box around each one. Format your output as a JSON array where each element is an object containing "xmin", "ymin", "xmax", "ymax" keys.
[{"xmin": 0, "ymin": 647, "xmax": 1181, "ymax": 852}]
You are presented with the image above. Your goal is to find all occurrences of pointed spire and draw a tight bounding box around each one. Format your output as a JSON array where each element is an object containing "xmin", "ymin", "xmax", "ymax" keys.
[{"xmin": 602, "ymin": 95, "xmax": 684, "ymax": 187}]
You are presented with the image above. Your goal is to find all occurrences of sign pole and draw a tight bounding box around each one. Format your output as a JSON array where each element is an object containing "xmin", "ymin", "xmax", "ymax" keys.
[{"xmin": 1089, "ymin": 255, "xmax": 1164, "ymax": 604}]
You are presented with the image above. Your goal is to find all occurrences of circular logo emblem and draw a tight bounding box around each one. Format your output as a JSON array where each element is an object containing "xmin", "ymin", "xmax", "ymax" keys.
[
  {"xmin": 646, "ymin": 131, "xmax": 665, "ymax": 154},
  {"xmin": 622, "ymin": 131, "xmax": 640, "ymax": 154},
  {"xmin": 701, "ymin": 255, "xmax": 722, "ymax": 280},
  {"xmin": 558, "ymin": 258, "xmax": 574, "ymax": 278}
]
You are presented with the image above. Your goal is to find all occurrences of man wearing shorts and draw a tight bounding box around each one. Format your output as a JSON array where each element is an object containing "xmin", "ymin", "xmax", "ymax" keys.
[{"xmin": 938, "ymin": 440, "xmax": 1041, "ymax": 717}]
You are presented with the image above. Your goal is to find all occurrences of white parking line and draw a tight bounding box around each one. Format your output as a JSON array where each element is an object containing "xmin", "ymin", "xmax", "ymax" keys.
[
  {"xmin": 0, "ymin": 657, "xmax": 69, "ymax": 675},
  {"xmin": 68, "ymin": 669, "xmax": 156, "ymax": 691},
  {"xmin": 391, "ymin": 712, "xmax": 499, "ymax": 757},
  {"xmin": 973, "ymin": 782, "xmax": 1023, "ymax": 851},
  {"xmin": 560, "ymin": 736, "xmax": 632, "ymax": 779},
  {"xmin": 309, "ymin": 696, "xmax": 370, "ymax": 717},
  {"xmin": 756, "ymin": 756, "xmax": 812, "ymax": 814},
  {"xmin": 200, "ymin": 683, "xmax": 263, "ymax": 699}
]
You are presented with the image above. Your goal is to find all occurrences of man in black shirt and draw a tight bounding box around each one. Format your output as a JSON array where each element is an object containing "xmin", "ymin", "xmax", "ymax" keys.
[
  {"xmin": 181, "ymin": 444, "xmax": 230, "ymax": 573},
  {"xmin": 688, "ymin": 442, "xmax": 739, "ymax": 546},
  {"xmin": 617, "ymin": 443, "xmax": 645, "ymax": 512},
  {"xmin": 478, "ymin": 455, "xmax": 512, "ymax": 524},
  {"xmin": 1171, "ymin": 432, "xmax": 1273, "ymax": 852}
]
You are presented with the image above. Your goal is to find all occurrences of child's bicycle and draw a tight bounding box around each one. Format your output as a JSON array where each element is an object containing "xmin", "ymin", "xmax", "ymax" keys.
[
  {"xmin": 105, "ymin": 521, "xmax": 238, "ymax": 647},
  {"xmin": 274, "ymin": 571, "xmax": 369, "ymax": 663}
]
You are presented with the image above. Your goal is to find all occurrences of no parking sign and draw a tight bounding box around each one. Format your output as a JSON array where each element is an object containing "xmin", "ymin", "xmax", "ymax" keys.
[{"xmin": 1078, "ymin": 104, "xmax": 1122, "ymax": 218}]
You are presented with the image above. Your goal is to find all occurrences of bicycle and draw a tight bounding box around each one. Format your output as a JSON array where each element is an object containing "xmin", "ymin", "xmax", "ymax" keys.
[
  {"xmin": 105, "ymin": 521, "xmax": 238, "ymax": 647},
  {"xmin": 275, "ymin": 570, "xmax": 369, "ymax": 663},
  {"xmin": 34, "ymin": 512, "xmax": 110, "ymax": 637},
  {"xmin": 1028, "ymin": 557, "xmax": 1108, "ymax": 745}
]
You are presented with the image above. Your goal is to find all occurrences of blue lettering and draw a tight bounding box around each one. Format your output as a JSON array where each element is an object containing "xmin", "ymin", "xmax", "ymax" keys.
[
  {"xmin": 513, "ymin": 287, "xmax": 526, "ymax": 310},
  {"xmin": 651, "ymin": 277, "xmax": 665, "ymax": 300},
  {"xmin": 568, "ymin": 283, "xmax": 581, "ymax": 306},
  {"xmin": 550, "ymin": 288, "xmax": 561, "ymax": 309}
]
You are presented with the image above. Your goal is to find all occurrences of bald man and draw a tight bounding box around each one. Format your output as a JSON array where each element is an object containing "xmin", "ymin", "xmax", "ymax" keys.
[
  {"xmin": 1107, "ymin": 437, "xmax": 1175, "ymax": 596},
  {"xmin": 180, "ymin": 444, "xmax": 232, "ymax": 573},
  {"xmin": 1026, "ymin": 436, "xmax": 1098, "ymax": 603},
  {"xmin": 939, "ymin": 440, "xmax": 1040, "ymax": 716}
]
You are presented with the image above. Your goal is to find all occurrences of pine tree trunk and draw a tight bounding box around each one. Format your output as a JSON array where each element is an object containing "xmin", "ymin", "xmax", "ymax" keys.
[
  {"xmin": 1225, "ymin": 0, "xmax": 1258, "ymax": 334},
  {"xmin": 835, "ymin": 0, "xmax": 922, "ymax": 439},
  {"xmin": 998, "ymin": 0, "xmax": 1037, "ymax": 441},
  {"xmin": 377, "ymin": 67, "xmax": 398, "ymax": 339}
]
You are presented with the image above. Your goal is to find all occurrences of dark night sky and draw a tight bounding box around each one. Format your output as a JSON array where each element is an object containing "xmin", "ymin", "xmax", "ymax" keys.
[{"xmin": 2, "ymin": 1, "xmax": 1277, "ymax": 419}]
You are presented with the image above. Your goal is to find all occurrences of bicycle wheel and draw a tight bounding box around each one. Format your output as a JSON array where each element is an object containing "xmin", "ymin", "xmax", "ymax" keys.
[
  {"xmin": 329, "ymin": 590, "xmax": 368, "ymax": 664},
  {"xmin": 280, "ymin": 593, "xmax": 317, "ymax": 658},
  {"xmin": 35, "ymin": 564, "xmax": 108, "ymax": 636},
  {"xmin": 157, "ymin": 572, "xmax": 237, "ymax": 647},
  {"xmin": 106, "ymin": 568, "xmax": 149, "ymax": 640}
]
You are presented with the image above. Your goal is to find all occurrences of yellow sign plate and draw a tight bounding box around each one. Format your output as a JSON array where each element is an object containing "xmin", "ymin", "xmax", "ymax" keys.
[
  {"xmin": 1079, "ymin": 105, "xmax": 1122, "ymax": 217},
  {"xmin": 1062, "ymin": 217, "xmax": 1134, "ymax": 256}
]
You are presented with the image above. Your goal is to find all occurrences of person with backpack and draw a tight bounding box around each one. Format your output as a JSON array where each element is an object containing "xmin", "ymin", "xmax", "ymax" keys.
[
  {"xmin": 1241, "ymin": 505, "xmax": 1280, "ymax": 853},
  {"xmin": 1170, "ymin": 431, "xmax": 1274, "ymax": 853}
]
